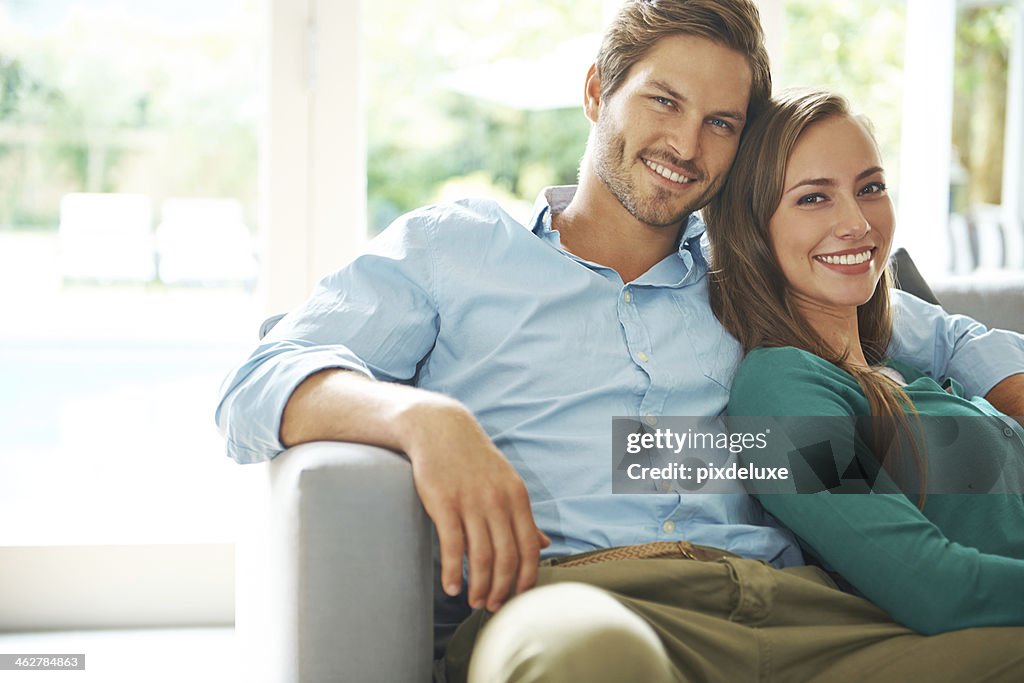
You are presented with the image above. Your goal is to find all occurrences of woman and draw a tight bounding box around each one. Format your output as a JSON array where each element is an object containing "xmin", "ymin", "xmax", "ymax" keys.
[{"xmin": 703, "ymin": 88, "xmax": 1024, "ymax": 634}]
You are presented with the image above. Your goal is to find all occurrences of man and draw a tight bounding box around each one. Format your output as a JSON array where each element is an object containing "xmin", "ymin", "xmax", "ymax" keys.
[{"xmin": 218, "ymin": 1, "xmax": 1024, "ymax": 680}]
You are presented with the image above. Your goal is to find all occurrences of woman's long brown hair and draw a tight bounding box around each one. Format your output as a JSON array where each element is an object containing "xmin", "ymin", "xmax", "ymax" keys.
[{"xmin": 704, "ymin": 88, "xmax": 926, "ymax": 505}]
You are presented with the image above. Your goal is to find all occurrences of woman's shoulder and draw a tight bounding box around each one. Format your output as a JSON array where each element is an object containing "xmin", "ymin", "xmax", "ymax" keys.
[
  {"xmin": 730, "ymin": 346, "xmax": 862, "ymax": 416},
  {"xmin": 737, "ymin": 345, "xmax": 850, "ymax": 380}
]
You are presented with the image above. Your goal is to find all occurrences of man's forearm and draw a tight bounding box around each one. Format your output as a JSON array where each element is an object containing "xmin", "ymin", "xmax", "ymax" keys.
[
  {"xmin": 984, "ymin": 372, "xmax": 1024, "ymax": 422},
  {"xmin": 279, "ymin": 368, "xmax": 460, "ymax": 452},
  {"xmin": 888, "ymin": 290, "xmax": 1024, "ymax": 401}
]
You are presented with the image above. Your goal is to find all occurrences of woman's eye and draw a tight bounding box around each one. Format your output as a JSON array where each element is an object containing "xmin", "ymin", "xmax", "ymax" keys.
[
  {"xmin": 859, "ymin": 181, "xmax": 887, "ymax": 195},
  {"xmin": 796, "ymin": 193, "xmax": 826, "ymax": 206}
]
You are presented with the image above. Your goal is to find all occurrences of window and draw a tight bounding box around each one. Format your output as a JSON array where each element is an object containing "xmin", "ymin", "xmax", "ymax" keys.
[
  {"xmin": 950, "ymin": 0, "xmax": 1024, "ymax": 273},
  {"xmin": 0, "ymin": 0, "xmax": 266, "ymax": 630}
]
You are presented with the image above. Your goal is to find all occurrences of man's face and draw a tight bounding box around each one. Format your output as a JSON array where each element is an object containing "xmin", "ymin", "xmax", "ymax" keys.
[{"xmin": 588, "ymin": 35, "xmax": 752, "ymax": 228}]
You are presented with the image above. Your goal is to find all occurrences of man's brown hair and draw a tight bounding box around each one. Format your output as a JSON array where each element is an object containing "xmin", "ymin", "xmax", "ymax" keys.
[{"xmin": 596, "ymin": 0, "xmax": 772, "ymax": 120}]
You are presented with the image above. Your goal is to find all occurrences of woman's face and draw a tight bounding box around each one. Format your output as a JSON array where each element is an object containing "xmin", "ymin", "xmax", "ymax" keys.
[{"xmin": 767, "ymin": 114, "xmax": 894, "ymax": 317}]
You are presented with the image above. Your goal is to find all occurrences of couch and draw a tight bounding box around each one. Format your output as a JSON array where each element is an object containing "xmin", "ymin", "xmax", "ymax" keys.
[{"xmin": 235, "ymin": 442, "xmax": 433, "ymax": 682}]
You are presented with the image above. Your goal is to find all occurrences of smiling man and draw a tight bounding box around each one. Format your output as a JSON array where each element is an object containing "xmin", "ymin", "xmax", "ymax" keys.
[
  {"xmin": 589, "ymin": 36, "xmax": 748, "ymax": 223},
  {"xmin": 556, "ymin": 33, "xmax": 751, "ymax": 283},
  {"xmin": 216, "ymin": 1, "xmax": 1024, "ymax": 681}
]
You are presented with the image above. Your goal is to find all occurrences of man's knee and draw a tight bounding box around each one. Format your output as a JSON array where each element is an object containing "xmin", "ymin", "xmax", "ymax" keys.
[{"xmin": 467, "ymin": 582, "xmax": 677, "ymax": 683}]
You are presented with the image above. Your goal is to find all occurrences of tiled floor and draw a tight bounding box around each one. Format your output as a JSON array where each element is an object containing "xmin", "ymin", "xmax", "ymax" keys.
[{"xmin": 0, "ymin": 627, "xmax": 235, "ymax": 682}]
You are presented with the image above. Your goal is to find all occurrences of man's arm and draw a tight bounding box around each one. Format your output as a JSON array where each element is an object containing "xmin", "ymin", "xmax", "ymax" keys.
[
  {"xmin": 984, "ymin": 372, "xmax": 1024, "ymax": 423},
  {"xmin": 218, "ymin": 209, "xmax": 548, "ymax": 612},
  {"xmin": 889, "ymin": 289, "xmax": 1024, "ymax": 399},
  {"xmin": 280, "ymin": 367, "xmax": 550, "ymax": 615}
]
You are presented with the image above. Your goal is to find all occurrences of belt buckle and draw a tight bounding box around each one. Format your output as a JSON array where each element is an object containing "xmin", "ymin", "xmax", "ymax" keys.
[{"xmin": 676, "ymin": 541, "xmax": 699, "ymax": 560}]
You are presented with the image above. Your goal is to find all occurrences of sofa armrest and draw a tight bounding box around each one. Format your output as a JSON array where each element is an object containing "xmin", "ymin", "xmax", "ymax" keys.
[{"xmin": 237, "ymin": 442, "xmax": 433, "ymax": 682}]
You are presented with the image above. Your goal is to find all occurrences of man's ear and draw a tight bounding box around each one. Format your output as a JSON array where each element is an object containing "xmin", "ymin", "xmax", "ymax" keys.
[{"xmin": 584, "ymin": 63, "xmax": 602, "ymax": 123}]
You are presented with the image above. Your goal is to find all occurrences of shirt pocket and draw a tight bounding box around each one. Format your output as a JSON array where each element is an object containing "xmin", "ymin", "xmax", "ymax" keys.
[{"xmin": 672, "ymin": 296, "xmax": 742, "ymax": 393}]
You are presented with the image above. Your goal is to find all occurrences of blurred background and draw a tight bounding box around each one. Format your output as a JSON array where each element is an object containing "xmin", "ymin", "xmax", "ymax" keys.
[{"xmin": 1, "ymin": 0, "xmax": 1022, "ymax": 680}]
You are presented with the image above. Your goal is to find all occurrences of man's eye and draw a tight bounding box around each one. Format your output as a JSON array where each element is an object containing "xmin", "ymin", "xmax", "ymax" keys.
[
  {"xmin": 796, "ymin": 194, "xmax": 826, "ymax": 206},
  {"xmin": 652, "ymin": 96, "xmax": 673, "ymax": 107},
  {"xmin": 708, "ymin": 118, "xmax": 732, "ymax": 130}
]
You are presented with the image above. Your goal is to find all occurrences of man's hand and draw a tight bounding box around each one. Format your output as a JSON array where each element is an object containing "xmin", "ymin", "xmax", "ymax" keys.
[{"xmin": 398, "ymin": 397, "xmax": 550, "ymax": 612}]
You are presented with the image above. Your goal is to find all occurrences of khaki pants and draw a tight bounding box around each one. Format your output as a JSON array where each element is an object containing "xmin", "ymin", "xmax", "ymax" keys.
[{"xmin": 443, "ymin": 543, "xmax": 1024, "ymax": 682}]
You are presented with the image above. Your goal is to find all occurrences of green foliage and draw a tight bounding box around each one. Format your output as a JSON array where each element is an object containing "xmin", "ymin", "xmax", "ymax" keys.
[
  {"xmin": 0, "ymin": 4, "xmax": 261, "ymax": 230},
  {"xmin": 5, "ymin": 0, "xmax": 1011, "ymax": 238},
  {"xmin": 363, "ymin": 0, "xmax": 602, "ymax": 234},
  {"xmin": 953, "ymin": 4, "xmax": 1015, "ymax": 207},
  {"xmin": 782, "ymin": 0, "xmax": 1015, "ymax": 213},
  {"xmin": 780, "ymin": 0, "xmax": 907, "ymax": 183}
]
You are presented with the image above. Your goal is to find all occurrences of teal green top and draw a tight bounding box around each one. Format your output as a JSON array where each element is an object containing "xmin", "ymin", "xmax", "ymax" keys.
[{"xmin": 728, "ymin": 346, "xmax": 1024, "ymax": 635}]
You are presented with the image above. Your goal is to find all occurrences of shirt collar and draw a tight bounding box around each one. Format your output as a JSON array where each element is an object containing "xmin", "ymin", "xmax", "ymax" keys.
[
  {"xmin": 531, "ymin": 185, "xmax": 709, "ymax": 267},
  {"xmin": 530, "ymin": 186, "xmax": 573, "ymax": 247}
]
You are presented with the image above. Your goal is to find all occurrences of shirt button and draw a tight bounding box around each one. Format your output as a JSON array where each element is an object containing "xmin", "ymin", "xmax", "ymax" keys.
[
  {"xmin": 662, "ymin": 520, "xmax": 676, "ymax": 533},
  {"xmin": 645, "ymin": 415, "xmax": 658, "ymax": 426},
  {"xmin": 637, "ymin": 351, "xmax": 649, "ymax": 363},
  {"xmin": 1004, "ymin": 427, "xmax": 1016, "ymax": 438},
  {"xmin": 623, "ymin": 291, "xmax": 632, "ymax": 303}
]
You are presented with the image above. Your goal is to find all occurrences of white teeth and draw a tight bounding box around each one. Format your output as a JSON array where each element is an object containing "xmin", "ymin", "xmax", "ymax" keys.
[
  {"xmin": 644, "ymin": 159, "xmax": 692, "ymax": 185},
  {"xmin": 816, "ymin": 249, "xmax": 873, "ymax": 266}
]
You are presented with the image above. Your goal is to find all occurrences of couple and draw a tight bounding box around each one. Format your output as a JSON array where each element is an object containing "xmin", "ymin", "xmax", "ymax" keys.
[{"xmin": 216, "ymin": 0, "xmax": 1024, "ymax": 680}]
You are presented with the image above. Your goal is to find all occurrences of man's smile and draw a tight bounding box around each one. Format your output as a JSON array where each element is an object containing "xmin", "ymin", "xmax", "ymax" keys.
[{"xmin": 642, "ymin": 157, "xmax": 698, "ymax": 185}]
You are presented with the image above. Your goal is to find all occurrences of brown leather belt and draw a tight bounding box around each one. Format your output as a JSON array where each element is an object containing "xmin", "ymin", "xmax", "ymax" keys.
[{"xmin": 546, "ymin": 541, "xmax": 739, "ymax": 568}]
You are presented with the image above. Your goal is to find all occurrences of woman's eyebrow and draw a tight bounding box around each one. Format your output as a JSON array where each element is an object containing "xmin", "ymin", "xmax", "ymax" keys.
[
  {"xmin": 784, "ymin": 177, "xmax": 835, "ymax": 194},
  {"xmin": 856, "ymin": 166, "xmax": 885, "ymax": 180},
  {"xmin": 784, "ymin": 166, "xmax": 885, "ymax": 195}
]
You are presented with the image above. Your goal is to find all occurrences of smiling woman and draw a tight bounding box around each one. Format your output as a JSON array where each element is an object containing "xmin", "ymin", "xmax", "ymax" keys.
[
  {"xmin": 767, "ymin": 114, "xmax": 894, "ymax": 348},
  {"xmin": 704, "ymin": 88, "xmax": 913, "ymax": 450},
  {"xmin": 705, "ymin": 87, "xmax": 1024, "ymax": 635}
]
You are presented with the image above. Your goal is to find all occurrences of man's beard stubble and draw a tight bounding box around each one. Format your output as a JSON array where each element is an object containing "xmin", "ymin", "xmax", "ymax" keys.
[{"xmin": 590, "ymin": 119, "xmax": 723, "ymax": 229}]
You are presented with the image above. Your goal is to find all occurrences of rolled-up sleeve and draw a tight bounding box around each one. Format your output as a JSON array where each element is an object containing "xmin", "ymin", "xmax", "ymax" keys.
[
  {"xmin": 215, "ymin": 211, "xmax": 441, "ymax": 463},
  {"xmin": 889, "ymin": 289, "xmax": 1024, "ymax": 399}
]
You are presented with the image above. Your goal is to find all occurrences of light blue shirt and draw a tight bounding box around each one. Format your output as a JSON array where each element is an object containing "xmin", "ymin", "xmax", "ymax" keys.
[{"xmin": 216, "ymin": 186, "xmax": 1024, "ymax": 567}]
